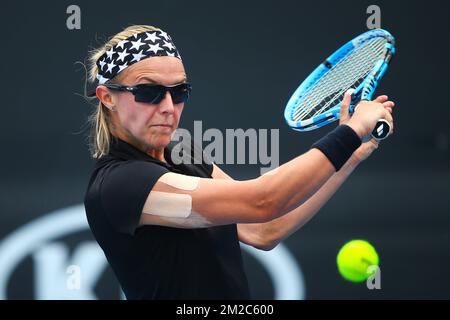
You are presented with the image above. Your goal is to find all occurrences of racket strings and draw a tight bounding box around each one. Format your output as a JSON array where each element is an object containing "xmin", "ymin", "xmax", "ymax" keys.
[
  {"xmin": 294, "ymin": 38, "xmax": 385, "ymax": 120},
  {"xmin": 295, "ymin": 38, "xmax": 385, "ymax": 120},
  {"xmin": 293, "ymin": 37, "xmax": 387, "ymax": 121}
]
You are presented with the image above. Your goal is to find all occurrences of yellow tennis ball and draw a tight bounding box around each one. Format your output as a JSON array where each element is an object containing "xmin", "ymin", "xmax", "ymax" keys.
[{"xmin": 337, "ymin": 240, "xmax": 379, "ymax": 283}]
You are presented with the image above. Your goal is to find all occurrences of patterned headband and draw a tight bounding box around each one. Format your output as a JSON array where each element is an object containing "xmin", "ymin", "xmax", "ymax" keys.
[{"xmin": 96, "ymin": 30, "xmax": 182, "ymax": 84}]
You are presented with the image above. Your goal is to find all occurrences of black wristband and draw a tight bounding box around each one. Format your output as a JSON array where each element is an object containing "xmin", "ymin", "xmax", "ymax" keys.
[{"xmin": 311, "ymin": 125, "xmax": 362, "ymax": 171}]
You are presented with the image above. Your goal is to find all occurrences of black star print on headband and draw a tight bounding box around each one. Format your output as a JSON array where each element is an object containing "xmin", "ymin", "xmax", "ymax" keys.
[{"xmin": 96, "ymin": 30, "xmax": 181, "ymax": 84}]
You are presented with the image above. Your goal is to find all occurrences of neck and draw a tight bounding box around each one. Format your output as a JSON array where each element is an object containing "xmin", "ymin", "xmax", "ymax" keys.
[
  {"xmin": 145, "ymin": 147, "xmax": 166, "ymax": 162},
  {"xmin": 112, "ymin": 130, "xmax": 166, "ymax": 163}
]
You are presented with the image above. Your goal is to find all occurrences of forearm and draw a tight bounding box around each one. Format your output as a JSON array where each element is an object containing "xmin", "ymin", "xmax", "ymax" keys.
[
  {"xmin": 256, "ymin": 125, "xmax": 361, "ymax": 220},
  {"xmin": 251, "ymin": 156, "xmax": 360, "ymax": 247},
  {"xmin": 256, "ymin": 148, "xmax": 335, "ymax": 219}
]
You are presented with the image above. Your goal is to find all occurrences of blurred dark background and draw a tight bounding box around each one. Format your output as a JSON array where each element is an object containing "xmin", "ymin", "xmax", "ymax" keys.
[{"xmin": 0, "ymin": 0, "xmax": 449, "ymax": 299}]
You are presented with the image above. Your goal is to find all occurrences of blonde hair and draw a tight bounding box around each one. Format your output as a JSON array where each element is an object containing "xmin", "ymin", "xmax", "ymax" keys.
[{"xmin": 86, "ymin": 25, "xmax": 162, "ymax": 158}]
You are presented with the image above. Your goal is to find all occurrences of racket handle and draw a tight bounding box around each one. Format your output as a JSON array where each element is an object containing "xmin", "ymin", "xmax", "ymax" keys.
[
  {"xmin": 372, "ymin": 119, "xmax": 390, "ymax": 140},
  {"xmin": 350, "ymin": 101, "xmax": 391, "ymax": 140}
]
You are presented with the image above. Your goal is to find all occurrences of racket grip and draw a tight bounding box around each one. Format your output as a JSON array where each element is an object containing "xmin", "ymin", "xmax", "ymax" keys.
[
  {"xmin": 349, "ymin": 103, "xmax": 391, "ymax": 140},
  {"xmin": 350, "ymin": 93, "xmax": 391, "ymax": 140},
  {"xmin": 372, "ymin": 119, "xmax": 390, "ymax": 140}
]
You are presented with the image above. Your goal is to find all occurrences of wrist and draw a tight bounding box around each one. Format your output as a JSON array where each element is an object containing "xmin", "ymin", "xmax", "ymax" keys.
[
  {"xmin": 345, "ymin": 120, "xmax": 365, "ymax": 139},
  {"xmin": 311, "ymin": 125, "xmax": 362, "ymax": 171}
]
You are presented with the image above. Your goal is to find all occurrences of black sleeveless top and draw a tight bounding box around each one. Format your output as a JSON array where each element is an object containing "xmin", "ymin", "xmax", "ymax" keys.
[{"xmin": 84, "ymin": 137, "xmax": 250, "ymax": 299}]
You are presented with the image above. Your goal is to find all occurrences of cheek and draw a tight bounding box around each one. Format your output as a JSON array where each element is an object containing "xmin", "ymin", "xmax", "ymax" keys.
[
  {"xmin": 117, "ymin": 95, "xmax": 156, "ymax": 128},
  {"xmin": 173, "ymin": 104, "xmax": 185, "ymax": 125}
]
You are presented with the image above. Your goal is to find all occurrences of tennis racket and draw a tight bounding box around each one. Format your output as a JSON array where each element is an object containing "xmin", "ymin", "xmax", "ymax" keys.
[{"xmin": 284, "ymin": 29, "xmax": 396, "ymax": 140}]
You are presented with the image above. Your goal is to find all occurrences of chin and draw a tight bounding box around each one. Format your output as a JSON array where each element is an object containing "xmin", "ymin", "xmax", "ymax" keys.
[{"xmin": 150, "ymin": 136, "xmax": 172, "ymax": 149}]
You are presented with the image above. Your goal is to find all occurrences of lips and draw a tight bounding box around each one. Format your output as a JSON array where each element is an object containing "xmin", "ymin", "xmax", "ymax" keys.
[{"xmin": 151, "ymin": 124, "xmax": 173, "ymax": 132}]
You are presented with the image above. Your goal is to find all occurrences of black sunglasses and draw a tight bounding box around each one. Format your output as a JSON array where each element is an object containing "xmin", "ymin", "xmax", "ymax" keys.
[{"xmin": 103, "ymin": 82, "xmax": 192, "ymax": 104}]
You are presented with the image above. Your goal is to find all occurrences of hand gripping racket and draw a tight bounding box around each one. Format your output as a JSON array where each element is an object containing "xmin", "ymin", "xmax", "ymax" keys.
[{"xmin": 284, "ymin": 29, "xmax": 396, "ymax": 140}]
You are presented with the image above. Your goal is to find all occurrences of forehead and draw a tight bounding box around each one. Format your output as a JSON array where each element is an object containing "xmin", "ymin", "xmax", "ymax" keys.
[{"xmin": 119, "ymin": 56, "xmax": 187, "ymax": 85}]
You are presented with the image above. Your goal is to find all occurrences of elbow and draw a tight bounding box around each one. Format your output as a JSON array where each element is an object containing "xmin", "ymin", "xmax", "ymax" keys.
[
  {"xmin": 256, "ymin": 226, "xmax": 280, "ymax": 251},
  {"xmin": 252, "ymin": 200, "xmax": 278, "ymax": 223},
  {"xmin": 241, "ymin": 228, "xmax": 280, "ymax": 251},
  {"xmin": 252, "ymin": 182, "xmax": 282, "ymax": 223},
  {"xmin": 257, "ymin": 198, "xmax": 284, "ymax": 224},
  {"xmin": 249, "ymin": 231, "xmax": 280, "ymax": 251},
  {"xmin": 253, "ymin": 240, "xmax": 279, "ymax": 251}
]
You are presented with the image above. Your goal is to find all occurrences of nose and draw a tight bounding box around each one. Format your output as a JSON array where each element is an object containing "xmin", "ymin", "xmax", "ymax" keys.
[{"xmin": 157, "ymin": 90, "xmax": 175, "ymax": 114}]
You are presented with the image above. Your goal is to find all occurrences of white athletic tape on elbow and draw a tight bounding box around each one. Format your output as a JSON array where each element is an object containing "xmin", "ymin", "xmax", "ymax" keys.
[
  {"xmin": 143, "ymin": 191, "xmax": 192, "ymax": 218},
  {"xmin": 159, "ymin": 173, "xmax": 200, "ymax": 191}
]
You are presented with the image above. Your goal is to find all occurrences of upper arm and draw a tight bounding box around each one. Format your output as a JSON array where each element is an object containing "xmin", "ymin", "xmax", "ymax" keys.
[{"xmin": 139, "ymin": 168, "xmax": 271, "ymax": 229}]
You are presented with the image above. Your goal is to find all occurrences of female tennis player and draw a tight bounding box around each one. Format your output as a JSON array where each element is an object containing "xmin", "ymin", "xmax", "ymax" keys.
[{"xmin": 84, "ymin": 25, "xmax": 395, "ymax": 299}]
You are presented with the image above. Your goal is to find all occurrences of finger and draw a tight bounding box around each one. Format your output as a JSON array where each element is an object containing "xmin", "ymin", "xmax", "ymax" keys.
[
  {"xmin": 384, "ymin": 110, "xmax": 393, "ymax": 124},
  {"xmin": 382, "ymin": 101, "xmax": 395, "ymax": 109},
  {"xmin": 339, "ymin": 89, "xmax": 353, "ymax": 121},
  {"xmin": 382, "ymin": 109, "xmax": 394, "ymax": 134},
  {"xmin": 374, "ymin": 95, "xmax": 388, "ymax": 103},
  {"xmin": 369, "ymin": 138, "xmax": 379, "ymax": 149}
]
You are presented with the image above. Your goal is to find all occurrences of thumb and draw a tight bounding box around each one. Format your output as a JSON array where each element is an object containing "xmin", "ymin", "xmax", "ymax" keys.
[{"xmin": 339, "ymin": 89, "xmax": 353, "ymax": 123}]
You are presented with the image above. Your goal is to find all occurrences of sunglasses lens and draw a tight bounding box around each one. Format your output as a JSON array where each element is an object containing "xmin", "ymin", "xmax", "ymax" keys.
[
  {"xmin": 171, "ymin": 84, "xmax": 191, "ymax": 103},
  {"xmin": 134, "ymin": 86, "xmax": 162, "ymax": 103},
  {"xmin": 133, "ymin": 83, "xmax": 191, "ymax": 104}
]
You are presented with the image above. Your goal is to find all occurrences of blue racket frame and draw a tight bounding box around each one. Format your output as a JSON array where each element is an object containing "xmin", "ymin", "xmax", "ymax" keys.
[{"xmin": 284, "ymin": 29, "xmax": 395, "ymax": 138}]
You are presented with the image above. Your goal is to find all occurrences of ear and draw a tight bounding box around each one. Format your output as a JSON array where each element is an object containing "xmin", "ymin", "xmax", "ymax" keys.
[{"xmin": 96, "ymin": 86, "xmax": 116, "ymax": 111}]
